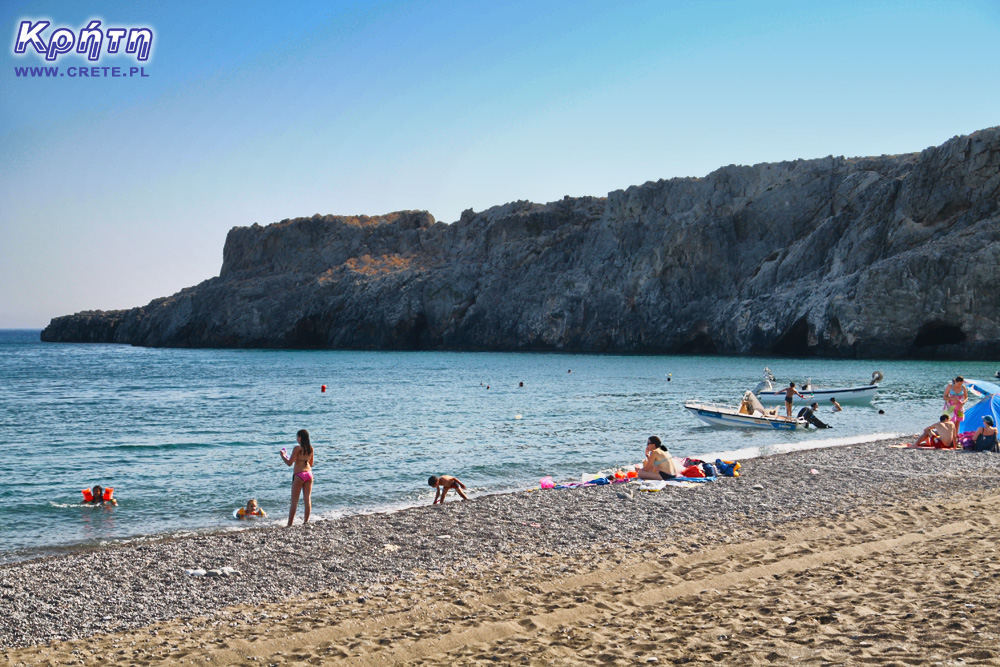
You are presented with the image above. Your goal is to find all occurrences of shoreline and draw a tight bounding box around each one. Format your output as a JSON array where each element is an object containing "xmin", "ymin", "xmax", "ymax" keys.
[
  {"xmin": 5, "ymin": 433, "xmax": 1000, "ymax": 653},
  {"xmin": 1, "ymin": 430, "xmax": 907, "ymax": 567}
]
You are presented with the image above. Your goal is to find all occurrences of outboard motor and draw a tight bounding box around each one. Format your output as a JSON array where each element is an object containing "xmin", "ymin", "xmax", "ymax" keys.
[{"xmin": 870, "ymin": 370, "xmax": 885, "ymax": 386}]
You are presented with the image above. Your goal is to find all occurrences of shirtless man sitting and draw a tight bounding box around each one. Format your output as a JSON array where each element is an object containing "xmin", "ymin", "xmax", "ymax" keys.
[{"xmin": 914, "ymin": 415, "xmax": 958, "ymax": 449}]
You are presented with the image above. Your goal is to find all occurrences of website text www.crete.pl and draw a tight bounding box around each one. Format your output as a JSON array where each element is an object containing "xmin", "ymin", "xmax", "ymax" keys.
[{"xmin": 14, "ymin": 66, "xmax": 149, "ymax": 78}]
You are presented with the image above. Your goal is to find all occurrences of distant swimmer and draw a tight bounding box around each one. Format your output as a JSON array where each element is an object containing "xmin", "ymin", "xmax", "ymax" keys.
[
  {"xmin": 829, "ymin": 397, "xmax": 843, "ymax": 412},
  {"xmin": 429, "ymin": 475, "xmax": 468, "ymax": 504},
  {"xmin": 81, "ymin": 485, "xmax": 117, "ymax": 506},
  {"xmin": 280, "ymin": 429, "xmax": 314, "ymax": 526},
  {"xmin": 518, "ymin": 381, "xmax": 524, "ymax": 388},
  {"xmin": 235, "ymin": 498, "xmax": 267, "ymax": 520},
  {"xmin": 568, "ymin": 369, "xmax": 572, "ymax": 374}
]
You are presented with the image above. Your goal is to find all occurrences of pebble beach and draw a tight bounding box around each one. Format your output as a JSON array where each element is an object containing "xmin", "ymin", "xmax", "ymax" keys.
[{"xmin": 6, "ymin": 435, "xmax": 1000, "ymax": 665}]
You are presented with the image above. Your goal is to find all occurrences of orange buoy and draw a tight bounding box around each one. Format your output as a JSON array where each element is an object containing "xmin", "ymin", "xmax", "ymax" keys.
[{"xmin": 321, "ymin": 385, "xmax": 327, "ymax": 393}]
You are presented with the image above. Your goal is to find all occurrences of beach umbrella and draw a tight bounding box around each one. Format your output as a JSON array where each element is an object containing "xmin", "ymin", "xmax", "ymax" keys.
[
  {"xmin": 960, "ymin": 391, "xmax": 1000, "ymax": 432},
  {"xmin": 966, "ymin": 378, "xmax": 1000, "ymax": 397}
]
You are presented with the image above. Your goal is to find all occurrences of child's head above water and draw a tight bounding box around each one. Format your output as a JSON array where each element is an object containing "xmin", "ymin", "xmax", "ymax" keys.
[
  {"xmin": 428, "ymin": 476, "xmax": 438, "ymax": 487},
  {"xmin": 246, "ymin": 499, "xmax": 258, "ymax": 512},
  {"xmin": 92, "ymin": 485, "xmax": 103, "ymax": 500}
]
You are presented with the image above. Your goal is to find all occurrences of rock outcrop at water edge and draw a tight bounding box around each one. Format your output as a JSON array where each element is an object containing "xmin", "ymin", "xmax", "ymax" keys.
[{"xmin": 42, "ymin": 127, "xmax": 1000, "ymax": 359}]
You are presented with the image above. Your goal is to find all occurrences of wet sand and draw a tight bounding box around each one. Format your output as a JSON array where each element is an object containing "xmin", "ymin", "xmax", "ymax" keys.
[{"xmin": 6, "ymin": 437, "xmax": 1000, "ymax": 665}]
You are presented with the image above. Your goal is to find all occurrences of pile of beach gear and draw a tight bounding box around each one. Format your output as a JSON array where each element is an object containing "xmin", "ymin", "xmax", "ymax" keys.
[{"xmin": 539, "ymin": 458, "xmax": 740, "ymax": 491}]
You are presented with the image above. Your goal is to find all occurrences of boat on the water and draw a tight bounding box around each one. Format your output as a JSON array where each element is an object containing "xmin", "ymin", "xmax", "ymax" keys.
[
  {"xmin": 685, "ymin": 391, "xmax": 808, "ymax": 430},
  {"xmin": 753, "ymin": 368, "xmax": 882, "ymax": 405}
]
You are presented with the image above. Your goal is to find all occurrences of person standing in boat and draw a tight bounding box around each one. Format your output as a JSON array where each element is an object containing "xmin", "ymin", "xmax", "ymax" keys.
[{"xmin": 783, "ymin": 382, "xmax": 806, "ymax": 417}]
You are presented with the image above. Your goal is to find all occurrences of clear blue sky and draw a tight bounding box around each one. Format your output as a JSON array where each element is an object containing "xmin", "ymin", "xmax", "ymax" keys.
[{"xmin": 2, "ymin": 0, "xmax": 998, "ymax": 328}]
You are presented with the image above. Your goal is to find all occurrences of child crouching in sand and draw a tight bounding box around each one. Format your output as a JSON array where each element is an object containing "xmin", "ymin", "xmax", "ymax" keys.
[{"xmin": 429, "ymin": 475, "xmax": 468, "ymax": 504}]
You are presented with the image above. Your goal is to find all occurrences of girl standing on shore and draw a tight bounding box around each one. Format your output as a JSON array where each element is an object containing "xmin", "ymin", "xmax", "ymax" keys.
[
  {"xmin": 943, "ymin": 376, "xmax": 968, "ymax": 428},
  {"xmin": 280, "ymin": 429, "xmax": 314, "ymax": 526}
]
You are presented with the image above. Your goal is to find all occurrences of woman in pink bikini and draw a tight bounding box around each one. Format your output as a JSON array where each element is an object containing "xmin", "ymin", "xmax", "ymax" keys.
[{"xmin": 280, "ymin": 429, "xmax": 314, "ymax": 526}]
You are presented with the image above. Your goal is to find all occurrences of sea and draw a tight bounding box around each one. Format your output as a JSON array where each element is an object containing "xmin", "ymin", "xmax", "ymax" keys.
[{"xmin": 1, "ymin": 329, "xmax": 995, "ymax": 564}]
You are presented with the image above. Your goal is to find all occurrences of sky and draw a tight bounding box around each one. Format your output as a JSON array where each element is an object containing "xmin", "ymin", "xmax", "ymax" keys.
[{"xmin": 1, "ymin": 0, "xmax": 999, "ymax": 328}]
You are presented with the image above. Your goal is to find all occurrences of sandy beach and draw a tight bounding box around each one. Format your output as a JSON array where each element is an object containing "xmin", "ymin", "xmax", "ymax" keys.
[{"xmin": 6, "ymin": 436, "xmax": 1000, "ymax": 666}]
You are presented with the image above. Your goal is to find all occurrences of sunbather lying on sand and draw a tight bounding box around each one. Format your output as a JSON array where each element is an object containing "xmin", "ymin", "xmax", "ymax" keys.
[{"xmin": 914, "ymin": 415, "xmax": 958, "ymax": 449}]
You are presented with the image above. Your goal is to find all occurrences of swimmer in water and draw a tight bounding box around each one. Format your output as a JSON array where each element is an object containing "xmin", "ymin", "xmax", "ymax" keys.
[
  {"xmin": 236, "ymin": 498, "xmax": 267, "ymax": 519},
  {"xmin": 429, "ymin": 475, "xmax": 468, "ymax": 503},
  {"xmin": 280, "ymin": 429, "xmax": 314, "ymax": 526},
  {"xmin": 81, "ymin": 485, "xmax": 118, "ymax": 506}
]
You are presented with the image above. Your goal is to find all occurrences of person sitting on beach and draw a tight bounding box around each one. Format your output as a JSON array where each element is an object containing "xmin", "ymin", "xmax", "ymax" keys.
[
  {"xmin": 797, "ymin": 403, "xmax": 832, "ymax": 429},
  {"xmin": 829, "ymin": 397, "xmax": 843, "ymax": 412},
  {"xmin": 914, "ymin": 415, "xmax": 958, "ymax": 449},
  {"xmin": 235, "ymin": 498, "xmax": 267, "ymax": 519},
  {"xmin": 973, "ymin": 416, "xmax": 998, "ymax": 453},
  {"xmin": 81, "ymin": 485, "xmax": 117, "ymax": 506},
  {"xmin": 429, "ymin": 475, "xmax": 469, "ymax": 503},
  {"xmin": 783, "ymin": 382, "xmax": 806, "ymax": 417},
  {"xmin": 634, "ymin": 436, "xmax": 680, "ymax": 480}
]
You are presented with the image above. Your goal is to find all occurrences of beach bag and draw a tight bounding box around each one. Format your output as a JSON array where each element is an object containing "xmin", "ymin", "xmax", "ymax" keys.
[
  {"xmin": 715, "ymin": 459, "xmax": 741, "ymax": 477},
  {"xmin": 701, "ymin": 462, "xmax": 717, "ymax": 478},
  {"xmin": 681, "ymin": 465, "xmax": 705, "ymax": 478},
  {"xmin": 974, "ymin": 433, "xmax": 999, "ymax": 453}
]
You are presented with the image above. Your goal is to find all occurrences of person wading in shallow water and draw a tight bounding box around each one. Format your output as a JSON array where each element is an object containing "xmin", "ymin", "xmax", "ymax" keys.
[{"xmin": 280, "ymin": 429, "xmax": 314, "ymax": 526}]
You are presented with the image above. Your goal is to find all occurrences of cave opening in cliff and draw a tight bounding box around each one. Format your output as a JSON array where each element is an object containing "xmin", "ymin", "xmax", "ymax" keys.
[
  {"xmin": 676, "ymin": 331, "xmax": 718, "ymax": 354},
  {"xmin": 913, "ymin": 321, "xmax": 967, "ymax": 348},
  {"xmin": 772, "ymin": 316, "xmax": 811, "ymax": 356},
  {"xmin": 407, "ymin": 312, "xmax": 429, "ymax": 350}
]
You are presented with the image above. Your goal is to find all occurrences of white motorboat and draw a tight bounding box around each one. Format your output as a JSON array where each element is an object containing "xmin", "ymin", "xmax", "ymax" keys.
[
  {"xmin": 753, "ymin": 368, "xmax": 882, "ymax": 405},
  {"xmin": 685, "ymin": 391, "xmax": 808, "ymax": 430}
]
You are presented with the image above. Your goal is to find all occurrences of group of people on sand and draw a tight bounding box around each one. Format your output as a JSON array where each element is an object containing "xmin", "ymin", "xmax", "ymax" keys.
[{"xmin": 913, "ymin": 376, "xmax": 998, "ymax": 451}]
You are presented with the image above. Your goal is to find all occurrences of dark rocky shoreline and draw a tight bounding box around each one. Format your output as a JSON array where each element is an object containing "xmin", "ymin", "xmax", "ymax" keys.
[
  {"xmin": 42, "ymin": 127, "xmax": 1000, "ymax": 359},
  {"xmin": 5, "ymin": 436, "xmax": 1000, "ymax": 649}
]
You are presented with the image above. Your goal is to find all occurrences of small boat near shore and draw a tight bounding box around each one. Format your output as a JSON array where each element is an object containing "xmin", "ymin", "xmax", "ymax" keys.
[
  {"xmin": 685, "ymin": 391, "xmax": 808, "ymax": 430},
  {"xmin": 753, "ymin": 368, "xmax": 882, "ymax": 405}
]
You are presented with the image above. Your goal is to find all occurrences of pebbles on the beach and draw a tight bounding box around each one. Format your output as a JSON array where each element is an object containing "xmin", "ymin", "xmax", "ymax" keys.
[{"xmin": 4, "ymin": 437, "xmax": 1000, "ymax": 649}]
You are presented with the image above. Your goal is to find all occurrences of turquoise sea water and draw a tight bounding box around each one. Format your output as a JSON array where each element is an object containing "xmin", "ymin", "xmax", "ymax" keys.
[{"xmin": 1, "ymin": 329, "xmax": 996, "ymax": 562}]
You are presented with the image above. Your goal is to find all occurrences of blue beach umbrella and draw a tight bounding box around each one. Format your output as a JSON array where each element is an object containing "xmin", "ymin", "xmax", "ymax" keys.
[
  {"xmin": 966, "ymin": 379, "xmax": 1000, "ymax": 397},
  {"xmin": 959, "ymin": 379, "xmax": 1000, "ymax": 432}
]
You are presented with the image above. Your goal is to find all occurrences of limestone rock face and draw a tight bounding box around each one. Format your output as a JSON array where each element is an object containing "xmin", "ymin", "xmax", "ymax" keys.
[{"xmin": 42, "ymin": 128, "xmax": 1000, "ymax": 359}]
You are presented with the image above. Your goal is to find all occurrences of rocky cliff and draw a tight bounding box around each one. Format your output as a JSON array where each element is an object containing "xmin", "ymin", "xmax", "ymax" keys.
[{"xmin": 42, "ymin": 128, "xmax": 1000, "ymax": 358}]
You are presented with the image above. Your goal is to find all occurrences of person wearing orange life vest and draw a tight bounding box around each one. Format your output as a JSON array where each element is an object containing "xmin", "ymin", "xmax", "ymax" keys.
[{"xmin": 81, "ymin": 484, "xmax": 118, "ymax": 506}]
